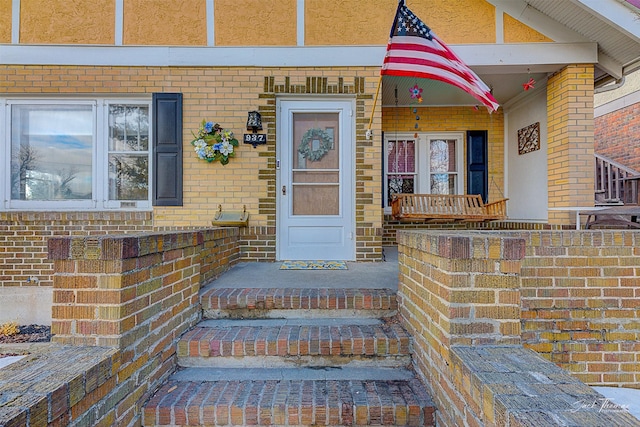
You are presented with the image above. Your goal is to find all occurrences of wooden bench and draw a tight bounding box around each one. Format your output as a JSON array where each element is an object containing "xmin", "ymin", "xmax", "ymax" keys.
[{"xmin": 390, "ymin": 194, "xmax": 508, "ymax": 221}]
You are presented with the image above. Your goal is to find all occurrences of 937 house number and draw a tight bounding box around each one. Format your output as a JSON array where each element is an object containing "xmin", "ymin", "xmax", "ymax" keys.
[{"xmin": 243, "ymin": 133, "xmax": 267, "ymax": 148}]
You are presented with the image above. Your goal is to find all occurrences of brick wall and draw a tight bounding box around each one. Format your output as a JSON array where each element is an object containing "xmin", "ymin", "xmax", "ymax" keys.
[
  {"xmin": 516, "ymin": 230, "xmax": 640, "ymax": 388},
  {"xmin": 396, "ymin": 230, "xmax": 525, "ymax": 426},
  {"xmin": 546, "ymin": 65, "xmax": 595, "ymax": 224},
  {"xmin": 0, "ymin": 211, "xmax": 153, "ymax": 288},
  {"xmin": 595, "ymin": 103, "xmax": 640, "ymax": 173},
  {"xmin": 0, "ymin": 65, "xmax": 382, "ymax": 262},
  {"xmin": 397, "ymin": 229, "xmax": 640, "ymax": 426},
  {"xmin": 24, "ymin": 228, "xmax": 239, "ymax": 426}
]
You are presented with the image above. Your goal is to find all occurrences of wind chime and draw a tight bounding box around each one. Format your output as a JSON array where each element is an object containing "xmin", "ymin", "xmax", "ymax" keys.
[{"xmin": 409, "ymin": 84, "xmax": 423, "ymax": 137}]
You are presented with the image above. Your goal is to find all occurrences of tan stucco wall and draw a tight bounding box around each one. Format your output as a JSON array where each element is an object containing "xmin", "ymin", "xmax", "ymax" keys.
[
  {"xmin": 124, "ymin": 0, "xmax": 207, "ymax": 46},
  {"xmin": 503, "ymin": 13, "xmax": 553, "ymax": 43},
  {"xmin": 0, "ymin": 0, "xmax": 11, "ymax": 43},
  {"xmin": 305, "ymin": 0, "xmax": 396, "ymax": 45},
  {"xmin": 20, "ymin": 0, "xmax": 114, "ymax": 44},
  {"xmin": 10, "ymin": 0, "xmax": 507, "ymax": 47},
  {"xmin": 306, "ymin": 0, "xmax": 497, "ymax": 46},
  {"xmin": 216, "ymin": 0, "xmax": 297, "ymax": 46},
  {"xmin": 412, "ymin": 0, "xmax": 496, "ymax": 44}
]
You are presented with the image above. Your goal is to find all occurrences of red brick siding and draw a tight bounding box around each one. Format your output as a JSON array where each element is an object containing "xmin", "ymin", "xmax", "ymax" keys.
[{"xmin": 595, "ymin": 103, "xmax": 640, "ymax": 172}]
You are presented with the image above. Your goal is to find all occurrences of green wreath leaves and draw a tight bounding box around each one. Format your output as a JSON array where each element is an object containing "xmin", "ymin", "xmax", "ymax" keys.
[{"xmin": 298, "ymin": 128, "xmax": 333, "ymax": 162}]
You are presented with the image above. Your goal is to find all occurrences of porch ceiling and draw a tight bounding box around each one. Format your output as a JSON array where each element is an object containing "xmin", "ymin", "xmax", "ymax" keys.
[
  {"xmin": 384, "ymin": 0, "xmax": 640, "ymax": 109},
  {"xmin": 381, "ymin": 72, "xmax": 547, "ymax": 108},
  {"xmin": 489, "ymin": 0, "xmax": 640, "ymax": 82}
]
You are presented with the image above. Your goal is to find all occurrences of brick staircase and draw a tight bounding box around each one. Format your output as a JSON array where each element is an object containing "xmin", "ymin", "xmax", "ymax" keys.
[{"xmin": 143, "ymin": 286, "xmax": 436, "ymax": 426}]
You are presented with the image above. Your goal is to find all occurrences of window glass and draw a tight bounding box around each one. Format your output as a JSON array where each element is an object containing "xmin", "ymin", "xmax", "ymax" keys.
[
  {"xmin": 4, "ymin": 99, "xmax": 151, "ymax": 210},
  {"xmin": 11, "ymin": 105, "xmax": 93, "ymax": 201},
  {"xmin": 387, "ymin": 139, "xmax": 416, "ymax": 205},
  {"xmin": 430, "ymin": 139, "xmax": 457, "ymax": 195},
  {"xmin": 108, "ymin": 105, "xmax": 149, "ymax": 201},
  {"xmin": 384, "ymin": 133, "xmax": 463, "ymax": 207}
]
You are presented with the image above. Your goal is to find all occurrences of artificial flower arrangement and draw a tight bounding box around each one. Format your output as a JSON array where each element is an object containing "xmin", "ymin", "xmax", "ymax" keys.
[{"xmin": 191, "ymin": 120, "xmax": 239, "ymax": 165}]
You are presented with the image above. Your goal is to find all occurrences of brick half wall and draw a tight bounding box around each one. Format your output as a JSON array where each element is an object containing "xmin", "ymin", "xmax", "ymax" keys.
[
  {"xmin": 32, "ymin": 228, "xmax": 239, "ymax": 426},
  {"xmin": 515, "ymin": 230, "xmax": 640, "ymax": 388},
  {"xmin": 397, "ymin": 229, "xmax": 640, "ymax": 426}
]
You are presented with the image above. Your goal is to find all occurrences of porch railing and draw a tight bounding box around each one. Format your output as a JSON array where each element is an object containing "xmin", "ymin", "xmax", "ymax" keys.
[{"xmin": 594, "ymin": 153, "xmax": 640, "ymax": 205}]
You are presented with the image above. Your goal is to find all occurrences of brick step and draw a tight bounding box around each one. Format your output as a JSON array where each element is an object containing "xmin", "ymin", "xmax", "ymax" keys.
[
  {"xmin": 143, "ymin": 373, "xmax": 435, "ymax": 426},
  {"xmin": 177, "ymin": 319, "xmax": 411, "ymax": 368},
  {"xmin": 200, "ymin": 287, "xmax": 398, "ymax": 319}
]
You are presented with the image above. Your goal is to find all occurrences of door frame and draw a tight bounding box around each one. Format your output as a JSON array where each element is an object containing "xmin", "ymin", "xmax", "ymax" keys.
[{"xmin": 275, "ymin": 97, "xmax": 356, "ymax": 261}]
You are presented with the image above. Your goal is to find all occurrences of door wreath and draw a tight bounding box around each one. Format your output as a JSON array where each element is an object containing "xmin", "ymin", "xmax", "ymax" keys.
[{"xmin": 298, "ymin": 128, "xmax": 333, "ymax": 161}]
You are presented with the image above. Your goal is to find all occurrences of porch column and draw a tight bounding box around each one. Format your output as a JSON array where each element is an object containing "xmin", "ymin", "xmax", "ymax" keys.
[{"xmin": 546, "ymin": 64, "xmax": 595, "ymax": 225}]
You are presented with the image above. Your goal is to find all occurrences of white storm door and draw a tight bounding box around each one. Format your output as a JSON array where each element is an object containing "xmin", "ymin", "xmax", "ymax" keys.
[{"xmin": 277, "ymin": 99, "xmax": 355, "ymax": 261}]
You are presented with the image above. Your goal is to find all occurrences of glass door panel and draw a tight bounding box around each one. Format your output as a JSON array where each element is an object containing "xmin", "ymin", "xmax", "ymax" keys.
[{"xmin": 291, "ymin": 112, "xmax": 339, "ymax": 215}]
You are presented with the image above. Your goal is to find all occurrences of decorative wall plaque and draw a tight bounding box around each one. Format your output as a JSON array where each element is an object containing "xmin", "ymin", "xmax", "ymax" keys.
[{"xmin": 517, "ymin": 122, "xmax": 540, "ymax": 155}]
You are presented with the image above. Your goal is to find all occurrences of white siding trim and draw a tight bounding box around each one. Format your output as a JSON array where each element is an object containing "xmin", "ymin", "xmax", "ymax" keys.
[
  {"xmin": 0, "ymin": 100, "xmax": 6, "ymax": 209},
  {"xmin": 115, "ymin": 0, "xmax": 123, "ymax": 46},
  {"xmin": 0, "ymin": 43, "xmax": 598, "ymax": 69},
  {"xmin": 297, "ymin": 0, "xmax": 304, "ymax": 46},
  {"xmin": 11, "ymin": 0, "xmax": 19, "ymax": 44},
  {"xmin": 594, "ymin": 90, "xmax": 640, "ymax": 117},
  {"xmin": 495, "ymin": 6, "xmax": 504, "ymax": 44},
  {"xmin": 206, "ymin": 0, "xmax": 214, "ymax": 46}
]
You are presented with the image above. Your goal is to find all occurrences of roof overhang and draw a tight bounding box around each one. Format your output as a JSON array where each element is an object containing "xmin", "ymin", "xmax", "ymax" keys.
[
  {"xmin": 487, "ymin": 0, "xmax": 640, "ymax": 83},
  {"xmin": 0, "ymin": 42, "xmax": 597, "ymax": 70},
  {"xmin": 0, "ymin": 42, "xmax": 598, "ymax": 107}
]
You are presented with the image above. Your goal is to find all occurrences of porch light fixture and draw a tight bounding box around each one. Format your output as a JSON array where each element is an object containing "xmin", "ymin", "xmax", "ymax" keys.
[
  {"xmin": 246, "ymin": 111, "xmax": 262, "ymax": 133},
  {"xmin": 244, "ymin": 111, "xmax": 267, "ymax": 148}
]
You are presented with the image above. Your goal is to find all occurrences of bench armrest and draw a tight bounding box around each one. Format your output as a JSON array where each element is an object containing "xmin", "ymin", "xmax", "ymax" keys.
[{"xmin": 484, "ymin": 198, "xmax": 508, "ymax": 217}]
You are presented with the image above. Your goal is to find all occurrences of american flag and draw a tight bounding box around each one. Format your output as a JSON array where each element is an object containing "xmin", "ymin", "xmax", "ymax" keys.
[{"xmin": 382, "ymin": 0, "xmax": 500, "ymax": 112}]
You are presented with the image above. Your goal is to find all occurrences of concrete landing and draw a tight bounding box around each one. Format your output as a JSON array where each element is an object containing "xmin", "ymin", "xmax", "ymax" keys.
[{"xmin": 202, "ymin": 247, "xmax": 398, "ymax": 291}]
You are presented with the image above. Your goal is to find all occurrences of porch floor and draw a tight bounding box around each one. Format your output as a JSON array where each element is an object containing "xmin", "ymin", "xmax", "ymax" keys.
[{"xmin": 203, "ymin": 246, "xmax": 399, "ymax": 291}]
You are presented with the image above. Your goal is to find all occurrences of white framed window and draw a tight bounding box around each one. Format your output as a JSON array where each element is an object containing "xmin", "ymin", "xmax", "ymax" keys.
[
  {"xmin": 384, "ymin": 132, "xmax": 464, "ymax": 209},
  {"xmin": 1, "ymin": 98, "xmax": 152, "ymax": 210}
]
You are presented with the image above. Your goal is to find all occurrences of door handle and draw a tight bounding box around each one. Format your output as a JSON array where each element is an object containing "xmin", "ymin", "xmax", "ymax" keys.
[{"xmin": 282, "ymin": 185, "xmax": 286, "ymax": 196}]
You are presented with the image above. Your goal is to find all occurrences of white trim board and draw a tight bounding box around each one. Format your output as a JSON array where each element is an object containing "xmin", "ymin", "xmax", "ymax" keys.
[{"xmin": 0, "ymin": 43, "xmax": 597, "ymax": 69}]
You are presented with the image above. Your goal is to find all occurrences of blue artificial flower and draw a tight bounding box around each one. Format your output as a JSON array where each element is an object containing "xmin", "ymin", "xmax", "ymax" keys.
[
  {"xmin": 213, "ymin": 143, "xmax": 223, "ymax": 151},
  {"xmin": 204, "ymin": 121, "xmax": 214, "ymax": 133}
]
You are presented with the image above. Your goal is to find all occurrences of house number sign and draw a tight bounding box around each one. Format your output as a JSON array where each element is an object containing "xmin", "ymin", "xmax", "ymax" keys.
[{"xmin": 244, "ymin": 133, "xmax": 267, "ymax": 148}]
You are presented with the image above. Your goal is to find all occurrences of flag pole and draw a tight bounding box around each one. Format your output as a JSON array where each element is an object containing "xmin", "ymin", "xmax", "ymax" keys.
[
  {"xmin": 367, "ymin": 0, "xmax": 403, "ymax": 138},
  {"xmin": 367, "ymin": 73, "xmax": 383, "ymax": 138}
]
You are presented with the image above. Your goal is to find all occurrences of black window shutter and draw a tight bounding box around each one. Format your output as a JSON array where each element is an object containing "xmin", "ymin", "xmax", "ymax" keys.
[
  {"xmin": 466, "ymin": 130, "xmax": 488, "ymax": 203},
  {"xmin": 152, "ymin": 93, "xmax": 183, "ymax": 206}
]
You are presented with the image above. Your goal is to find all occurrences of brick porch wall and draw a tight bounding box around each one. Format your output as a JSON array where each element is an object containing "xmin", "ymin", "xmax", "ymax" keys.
[
  {"xmin": 397, "ymin": 229, "xmax": 640, "ymax": 426},
  {"xmin": 514, "ymin": 230, "xmax": 640, "ymax": 388},
  {"xmin": 36, "ymin": 228, "xmax": 238, "ymax": 426}
]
